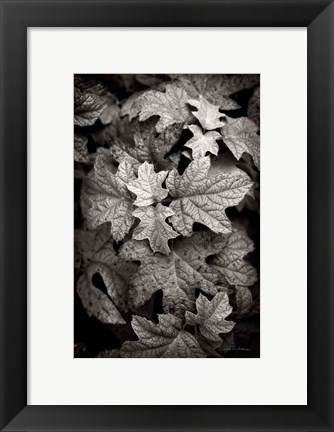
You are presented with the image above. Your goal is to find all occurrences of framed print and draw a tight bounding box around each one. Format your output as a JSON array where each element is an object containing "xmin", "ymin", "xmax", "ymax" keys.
[{"xmin": 0, "ymin": 1, "xmax": 333, "ymax": 431}]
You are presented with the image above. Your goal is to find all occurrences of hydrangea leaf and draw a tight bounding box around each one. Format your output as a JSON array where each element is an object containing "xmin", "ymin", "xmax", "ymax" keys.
[
  {"xmin": 132, "ymin": 204, "xmax": 179, "ymax": 254},
  {"xmin": 85, "ymin": 155, "xmax": 136, "ymax": 241},
  {"xmin": 77, "ymin": 242, "xmax": 137, "ymax": 325},
  {"xmin": 172, "ymin": 74, "xmax": 259, "ymax": 111},
  {"xmin": 188, "ymin": 96, "xmax": 226, "ymax": 131},
  {"xmin": 127, "ymin": 162, "xmax": 168, "ymax": 206},
  {"xmin": 99, "ymin": 95, "xmax": 120, "ymax": 125},
  {"xmin": 166, "ymin": 156, "xmax": 253, "ymax": 236},
  {"xmin": 211, "ymin": 230, "xmax": 257, "ymax": 286},
  {"xmin": 226, "ymin": 229, "xmax": 255, "ymax": 255},
  {"xmin": 120, "ymin": 91, "xmax": 145, "ymax": 121},
  {"xmin": 133, "ymin": 84, "xmax": 191, "ymax": 132},
  {"xmin": 75, "ymin": 222, "xmax": 111, "ymax": 270},
  {"xmin": 119, "ymin": 240, "xmax": 193, "ymax": 316},
  {"xmin": 186, "ymin": 292, "xmax": 235, "ymax": 342},
  {"xmin": 120, "ymin": 314, "xmax": 205, "ymax": 358},
  {"xmin": 74, "ymin": 76, "xmax": 108, "ymax": 95},
  {"xmin": 108, "ymin": 141, "xmax": 141, "ymax": 172},
  {"xmin": 235, "ymin": 286, "xmax": 253, "ymax": 315},
  {"xmin": 119, "ymin": 238, "xmax": 223, "ymax": 317},
  {"xmin": 172, "ymin": 74, "xmax": 239, "ymax": 110},
  {"xmin": 74, "ymin": 133, "xmax": 89, "ymax": 163},
  {"xmin": 248, "ymin": 85, "xmax": 260, "ymax": 127},
  {"xmin": 185, "ymin": 124, "xmax": 221, "ymax": 158},
  {"xmin": 221, "ymin": 117, "xmax": 260, "ymax": 169},
  {"xmin": 133, "ymin": 120, "xmax": 183, "ymax": 171},
  {"xmin": 106, "ymin": 122, "xmax": 181, "ymax": 172},
  {"xmin": 173, "ymin": 232, "xmax": 229, "ymax": 291},
  {"xmin": 74, "ymin": 86, "xmax": 107, "ymax": 127},
  {"xmin": 77, "ymin": 270, "xmax": 126, "ymax": 325}
]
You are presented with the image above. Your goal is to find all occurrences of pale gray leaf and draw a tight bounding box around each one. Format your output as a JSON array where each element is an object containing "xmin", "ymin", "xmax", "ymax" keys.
[
  {"xmin": 185, "ymin": 125, "xmax": 221, "ymax": 158},
  {"xmin": 173, "ymin": 74, "xmax": 258, "ymax": 111},
  {"xmin": 121, "ymin": 314, "xmax": 205, "ymax": 358},
  {"xmin": 119, "ymin": 238, "xmax": 223, "ymax": 317},
  {"xmin": 221, "ymin": 117, "xmax": 260, "ymax": 169},
  {"xmin": 211, "ymin": 230, "xmax": 257, "ymax": 286},
  {"xmin": 166, "ymin": 156, "xmax": 253, "ymax": 236},
  {"xmin": 185, "ymin": 292, "xmax": 235, "ymax": 342},
  {"xmin": 132, "ymin": 204, "xmax": 179, "ymax": 254},
  {"xmin": 85, "ymin": 155, "xmax": 136, "ymax": 241},
  {"xmin": 133, "ymin": 84, "xmax": 191, "ymax": 132},
  {"xmin": 188, "ymin": 95, "xmax": 226, "ymax": 130},
  {"xmin": 74, "ymin": 133, "xmax": 89, "ymax": 163},
  {"xmin": 127, "ymin": 161, "xmax": 168, "ymax": 206}
]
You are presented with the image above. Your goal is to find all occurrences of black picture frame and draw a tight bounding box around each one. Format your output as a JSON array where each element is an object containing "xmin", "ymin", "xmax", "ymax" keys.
[{"xmin": 1, "ymin": 0, "xmax": 333, "ymax": 431}]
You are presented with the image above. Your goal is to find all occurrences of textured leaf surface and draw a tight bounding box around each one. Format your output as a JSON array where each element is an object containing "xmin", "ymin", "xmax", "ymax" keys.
[
  {"xmin": 248, "ymin": 85, "xmax": 260, "ymax": 126},
  {"xmin": 121, "ymin": 314, "xmax": 205, "ymax": 358},
  {"xmin": 173, "ymin": 232, "xmax": 229, "ymax": 291},
  {"xmin": 127, "ymin": 162, "xmax": 168, "ymax": 206},
  {"xmin": 120, "ymin": 91, "xmax": 144, "ymax": 121},
  {"xmin": 74, "ymin": 76, "xmax": 108, "ymax": 95},
  {"xmin": 133, "ymin": 84, "xmax": 191, "ymax": 132},
  {"xmin": 74, "ymin": 74, "xmax": 260, "ymax": 358},
  {"xmin": 173, "ymin": 74, "xmax": 259, "ymax": 110},
  {"xmin": 166, "ymin": 156, "xmax": 253, "ymax": 236},
  {"xmin": 108, "ymin": 140, "xmax": 141, "ymax": 172},
  {"xmin": 133, "ymin": 120, "xmax": 182, "ymax": 171},
  {"xmin": 132, "ymin": 204, "xmax": 179, "ymax": 254},
  {"xmin": 221, "ymin": 117, "xmax": 260, "ymax": 169},
  {"xmin": 85, "ymin": 155, "xmax": 136, "ymax": 241},
  {"xmin": 186, "ymin": 292, "xmax": 235, "ymax": 342},
  {"xmin": 119, "ymin": 239, "xmax": 221, "ymax": 316},
  {"xmin": 235, "ymin": 286, "xmax": 253, "ymax": 315},
  {"xmin": 77, "ymin": 271, "xmax": 125, "ymax": 324},
  {"xmin": 211, "ymin": 230, "xmax": 257, "ymax": 286},
  {"xmin": 74, "ymin": 133, "xmax": 89, "ymax": 163},
  {"xmin": 77, "ymin": 242, "xmax": 137, "ymax": 325},
  {"xmin": 75, "ymin": 223, "xmax": 111, "ymax": 269},
  {"xmin": 74, "ymin": 87, "xmax": 107, "ymax": 127},
  {"xmin": 188, "ymin": 96, "xmax": 226, "ymax": 130},
  {"xmin": 185, "ymin": 125, "xmax": 221, "ymax": 158},
  {"xmin": 99, "ymin": 95, "xmax": 120, "ymax": 125}
]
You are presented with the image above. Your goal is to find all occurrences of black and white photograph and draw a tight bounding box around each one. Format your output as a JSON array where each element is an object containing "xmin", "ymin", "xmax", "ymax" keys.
[{"xmin": 74, "ymin": 74, "xmax": 260, "ymax": 358}]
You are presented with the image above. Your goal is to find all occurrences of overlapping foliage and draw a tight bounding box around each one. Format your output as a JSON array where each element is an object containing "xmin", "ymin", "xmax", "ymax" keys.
[{"xmin": 74, "ymin": 74, "xmax": 260, "ymax": 358}]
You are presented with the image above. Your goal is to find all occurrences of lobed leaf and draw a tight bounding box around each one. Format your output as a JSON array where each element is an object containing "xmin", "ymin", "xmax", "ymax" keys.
[
  {"xmin": 77, "ymin": 242, "xmax": 137, "ymax": 325},
  {"xmin": 132, "ymin": 204, "xmax": 179, "ymax": 254},
  {"xmin": 121, "ymin": 314, "xmax": 205, "ymax": 358},
  {"xmin": 166, "ymin": 156, "xmax": 253, "ymax": 236},
  {"xmin": 85, "ymin": 155, "xmax": 136, "ymax": 241},
  {"xmin": 221, "ymin": 117, "xmax": 260, "ymax": 169},
  {"xmin": 186, "ymin": 292, "xmax": 235, "ymax": 342},
  {"xmin": 185, "ymin": 125, "xmax": 221, "ymax": 159},
  {"xmin": 133, "ymin": 84, "xmax": 191, "ymax": 132},
  {"xmin": 74, "ymin": 86, "xmax": 107, "ymax": 127},
  {"xmin": 210, "ymin": 230, "xmax": 257, "ymax": 286},
  {"xmin": 127, "ymin": 162, "xmax": 168, "ymax": 207}
]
